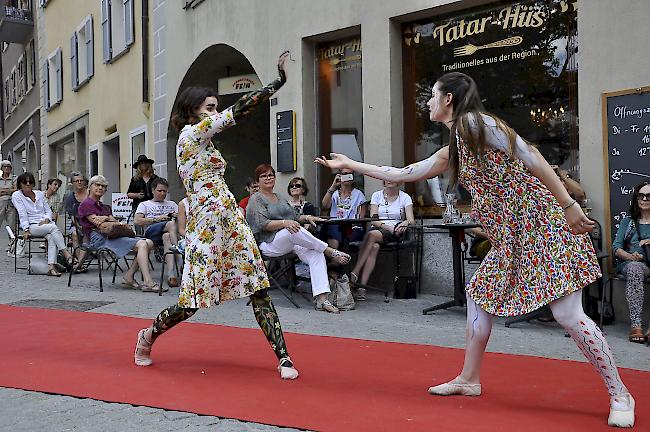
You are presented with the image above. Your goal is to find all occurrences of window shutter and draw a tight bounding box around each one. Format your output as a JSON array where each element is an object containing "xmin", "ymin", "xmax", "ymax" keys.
[
  {"xmin": 42, "ymin": 60, "xmax": 49, "ymax": 109},
  {"xmin": 70, "ymin": 33, "xmax": 78, "ymax": 90},
  {"xmin": 101, "ymin": 0, "xmax": 112, "ymax": 63},
  {"xmin": 29, "ymin": 40, "xmax": 36, "ymax": 86},
  {"xmin": 124, "ymin": 0, "xmax": 134, "ymax": 47},
  {"xmin": 21, "ymin": 54, "xmax": 27, "ymax": 94},
  {"xmin": 56, "ymin": 49, "xmax": 63, "ymax": 103},
  {"xmin": 86, "ymin": 16, "xmax": 94, "ymax": 78}
]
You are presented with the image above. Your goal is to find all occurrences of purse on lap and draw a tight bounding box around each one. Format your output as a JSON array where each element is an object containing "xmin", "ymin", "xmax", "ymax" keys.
[{"xmin": 99, "ymin": 221, "xmax": 136, "ymax": 239}]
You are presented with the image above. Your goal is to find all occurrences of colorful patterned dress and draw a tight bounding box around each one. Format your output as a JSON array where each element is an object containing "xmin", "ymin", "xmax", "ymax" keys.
[
  {"xmin": 458, "ymin": 132, "xmax": 601, "ymax": 317},
  {"xmin": 176, "ymin": 110, "xmax": 270, "ymax": 308}
]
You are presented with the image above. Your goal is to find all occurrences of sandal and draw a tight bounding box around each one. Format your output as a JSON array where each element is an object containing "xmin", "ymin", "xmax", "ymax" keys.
[
  {"xmin": 74, "ymin": 264, "xmax": 88, "ymax": 274},
  {"xmin": 349, "ymin": 272, "xmax": 358, "ymax": 284},
  {"xmin": 47, "ymin": 268, "xmax": 62, "ymax": 277},
  {"xmin": 141, "ymin": 282, "xmax": 165, "ymax": 293},
  {"xmin": 329, "ymin": 249, "xmax": 351, "ymax": 265},
  {"xmin": 134, "ymin": 329, "xmax": 153, "ymax": 366},
  {"xmin": 315, "ymin": 299, "xmax": 340, "ymax": 313},
  {"xmin": 121, "ymin": 279, "xmax": 142, "ymax": 290},
  {"xmin": 628, "ymin": 327, "xmax": 644, "ymax": 344}
]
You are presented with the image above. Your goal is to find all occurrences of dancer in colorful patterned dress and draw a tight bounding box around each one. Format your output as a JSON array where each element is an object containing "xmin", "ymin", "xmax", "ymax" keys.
[
  {"xmin": 134, "ymin": 52, "xmax": 299, "ymax": 380},
  {"xmin": 316, "ymin": 72, "xmax": 634, "ymax": 427}
]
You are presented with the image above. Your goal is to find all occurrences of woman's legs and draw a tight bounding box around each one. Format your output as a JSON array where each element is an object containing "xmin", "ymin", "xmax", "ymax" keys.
[
  {"xmin": 359, "ymin": 243, "xmax": 380, "ymax": 285},
  {"xmin": 550, "ymin": 290, "xmax": 634, "ymax": 426},
  {"xmin": 250, "ymin": 289, "xmax": 297, "ymax": 376},
  {"xmin": 28, "ymin": 223, "xmax": 72, "ymax": 265},
  {"xmin": 125, "ymin": 239, "xmax": 155, "ymax": 286},
  {"xmin": 549, "ymin": 290, "xmax": 627, "ymax": 396},
  {"xmin": 428, "ymin": 294, "xmax": 492, "ymax": 396},
  {"xmin": 351, "ymin": 230, "xmax": 383, "ymax": 279},
  {"xmin": 135, "ymin": 304, "xmax": 198, "ymax": 366},
  {"xmin": 623, "ymin": 262, "xmax": 650, "ymax": 329}
]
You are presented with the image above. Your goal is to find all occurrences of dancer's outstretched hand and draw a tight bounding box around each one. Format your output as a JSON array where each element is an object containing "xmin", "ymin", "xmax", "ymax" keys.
[
  {"xmin": 565, "ymin": 203, "xmax": 594, "ymax": 235},
  {"xmin": 278, "ymin": 51, "xmax": 290, "ymax": 79},
  {"xmin": 315, "ymin": 153, "xmax": 352, "ymax": 170}
]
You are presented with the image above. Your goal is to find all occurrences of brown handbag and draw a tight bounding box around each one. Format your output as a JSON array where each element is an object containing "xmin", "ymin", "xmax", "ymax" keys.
[{"xmin": 99, "ymin": 221, "xmax": 136, "ymax": 239}]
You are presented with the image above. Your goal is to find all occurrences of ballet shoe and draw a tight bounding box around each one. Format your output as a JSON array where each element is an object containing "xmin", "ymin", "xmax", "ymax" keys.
[
  {"xmin": 608, "ymin": 393, "xmax": 635, "ymax": 428},
  {"xmin": 134, "ymin": 329, "xmax": 153, "ymax": 367},
  {"xmin": 278, "ymin": 357, "xmax": 299, "ymax": 380},
  {"xmin": 428, "ymin": 377, "xmax": 481, "ymax": 396}
]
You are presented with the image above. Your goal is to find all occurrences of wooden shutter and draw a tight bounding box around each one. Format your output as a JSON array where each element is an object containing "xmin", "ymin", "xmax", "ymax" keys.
[
  {"xmin": 42, "ymin": 60, "xmax": 49, "ymax": 109},
  {"xmin": 56, "ymin": 49, "xmax": 63, "ymax": 103},
  {"xmin": 86, "ymin": 16, "xmax": 94, "ymax": 78},
  {"xmin": 101, "ymin": 0, "xmax": 112, "ymax": 63},
  {"xmin": 70, "ymin": 33, "xmax": 78, "ymax": 90},
  {"xmin": 124, "ymin": 0, "xmax": 135, "ymax": 47}
]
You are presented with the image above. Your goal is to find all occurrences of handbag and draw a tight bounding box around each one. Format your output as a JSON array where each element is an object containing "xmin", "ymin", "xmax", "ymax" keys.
[
  {"xmin": 99, "ymin": 221, "xmax": 135, "ymax": 239},
  {"xmin": 328, "ymin": 274, "xmax": 355, "ymax": 311},
  {"xmin": 634, "ymin": 222, "xmax": 650, "ymax": 266}
]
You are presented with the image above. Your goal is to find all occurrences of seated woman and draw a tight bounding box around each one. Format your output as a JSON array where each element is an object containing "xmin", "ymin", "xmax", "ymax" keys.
[
  {"xmin": 287, "ymin": 177, "xmax": 316, "ymax": 231},
  {"xmin": 77, "ymin": 175, "xmax": 161, "ymax": 292},
  {"xmin": 612, "ymin": 181, "xmax": 650, "ymax": 343},
  {"xmin": 321, "ymin": 169, "xmax": 367, "ymax": 249},
  {"xmin": 246, "ymin": 164, "xmax": 350, "ymax": 313},
  {"xmin": 11, "ymin": 172, "xmax": 74, "ymax": 276},
  {"xmin": 349, "ymin": 180, "xmax": 414, "ymax": 300}
]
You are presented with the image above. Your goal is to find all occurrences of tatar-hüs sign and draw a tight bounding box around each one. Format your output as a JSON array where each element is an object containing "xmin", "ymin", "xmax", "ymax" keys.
[{"xmin": 218, "ymin": 74, "xmax": 262, "ymax": 95}]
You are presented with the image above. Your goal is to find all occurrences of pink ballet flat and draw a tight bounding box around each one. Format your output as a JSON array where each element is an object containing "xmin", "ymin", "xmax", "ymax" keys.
[
  {"xmin": 428, "ymin": 378, "xmax": 481, "ymax": 396},
  {"xmin": 134, "ymin": 329, "xmax": 153, "ymax": 367},
  {"xmin": 278, "ymin": 357, "xmax": 299, "ymax": 380},
  {"xmin": 608, "ymin": 393, "xmax": 635, "ymax": 428}
]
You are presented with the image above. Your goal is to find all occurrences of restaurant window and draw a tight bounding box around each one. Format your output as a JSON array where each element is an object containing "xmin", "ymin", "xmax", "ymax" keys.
[
  {"xmin": 402, "ymin": 0, "xmax": 578, "ymax": 210},
  {"xmin": 316, "ymin": 36, "xmax": 363, "ymax": 197}
]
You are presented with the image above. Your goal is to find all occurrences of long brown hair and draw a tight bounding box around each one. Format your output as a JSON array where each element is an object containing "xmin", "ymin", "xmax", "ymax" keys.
[
  {"xmin": 171, "ymin": 86, "xmax": 219, "ymax": 132},
  {"xmin": 629, "ymin": 181, "xmax": 650, "ymax": 220},
  {"xmin": 437, "ymin": 72, "xmax": 518, "ymax": 185}
]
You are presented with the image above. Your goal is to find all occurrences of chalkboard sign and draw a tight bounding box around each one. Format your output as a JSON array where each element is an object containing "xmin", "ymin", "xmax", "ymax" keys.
[
  {"xmin": 276, "ymin": 110, "xmax": 296, "ymax": 172},
  {"xmin": 602, "ymin": 86, "xmax": 650, "ymax": 244}
]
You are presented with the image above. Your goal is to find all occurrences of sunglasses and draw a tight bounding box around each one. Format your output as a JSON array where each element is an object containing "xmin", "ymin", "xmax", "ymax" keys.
[
  {"xmin": 637, "ymin": 193, "xmax": 650, "ymax": 201},
  {"xmin": 22, "ymin": 180, "xmax": 34, "ymax": 185},
  {"xmin": 289, "ymin": 183, "xmax": 303, "ymax": 189}
]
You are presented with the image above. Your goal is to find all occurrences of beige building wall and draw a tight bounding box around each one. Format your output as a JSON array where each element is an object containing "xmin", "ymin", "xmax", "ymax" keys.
[{"xmin": 41, "ymin": 0, "xmax": 150, "ymax": 192}]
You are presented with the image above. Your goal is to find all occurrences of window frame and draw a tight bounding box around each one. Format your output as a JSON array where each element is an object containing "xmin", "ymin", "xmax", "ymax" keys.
[
  {"xmin": 44, "ymin": 47, "xmax": 63, "ymax": 110},
  {"xmin": 101, "ymin": 0, "xmax": 135, "ymax": 64},
  {"xmin": 71, "ymin": 14, "xmax": 94, "ymax": 91}
]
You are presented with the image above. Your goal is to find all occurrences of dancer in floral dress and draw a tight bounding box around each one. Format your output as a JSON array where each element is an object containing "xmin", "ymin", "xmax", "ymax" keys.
[
  {"xmin": 134, "ymin": 52, "xmax": 299, "ymax": 380},
  {"xmin": 316, "ymin": 72, "xmax": 635, "ymax": 427}
]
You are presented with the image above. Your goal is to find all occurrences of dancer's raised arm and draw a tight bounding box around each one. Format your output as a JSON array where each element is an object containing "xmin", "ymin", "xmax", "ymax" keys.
[{"xmin": 315, "ymin": 146, "xmax": 449, "ymax": 183}]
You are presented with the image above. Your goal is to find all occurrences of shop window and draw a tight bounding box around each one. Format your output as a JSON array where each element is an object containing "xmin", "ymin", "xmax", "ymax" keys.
[
  {"xmin": 402, "ymin": 0, "xmax": 578, "ymax": 208},
  {"xmin": 71, "ymin": 15, "xmax": 94, "ymax": 90},
  {"xmin": 316, "ymin": 36, "xmax": 363, "ymax": 196},
  {"xmin": 101, "ymin": 0, "xmax": 135, "ymax": 63},
  {"xmin": 44, "ymin": 48, "xmax": 63, "ymax": 110}
]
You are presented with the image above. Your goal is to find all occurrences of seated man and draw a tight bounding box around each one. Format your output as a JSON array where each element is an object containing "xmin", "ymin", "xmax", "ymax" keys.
[{"xmin": 134, "ymin": 177, "xmax": 179, "ymax": 287}]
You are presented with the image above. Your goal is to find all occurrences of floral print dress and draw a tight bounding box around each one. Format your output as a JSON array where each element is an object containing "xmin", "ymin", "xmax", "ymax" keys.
[
  {"xmin": 458, "ymin": 136, "xmax": 601, "ymax": 317},
  {"xmin": 176, "ymin": 109, "xmax": 270, "ymax": 308}
]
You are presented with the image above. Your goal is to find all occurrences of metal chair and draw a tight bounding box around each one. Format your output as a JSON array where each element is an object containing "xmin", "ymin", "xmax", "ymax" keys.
[
  {"xmin": 159, "ymin": 246, "xmax": 182, "ymax": 296},
  {"xmin": 260, "ymin": 252, "xmax": 309, "ymax": 308},
  {"xmin": 11, "ymin": 221, "xmax": 48, "ymax": 274},
  {"xmin": 67, "ymin": 217, "xmax": 122, "ymax": 292}
]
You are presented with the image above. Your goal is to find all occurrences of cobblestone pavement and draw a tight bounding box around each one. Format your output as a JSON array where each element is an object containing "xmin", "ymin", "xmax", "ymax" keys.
[{"xmin": 1, "ymin": 238, "xmax": 649, "ymax": 431}]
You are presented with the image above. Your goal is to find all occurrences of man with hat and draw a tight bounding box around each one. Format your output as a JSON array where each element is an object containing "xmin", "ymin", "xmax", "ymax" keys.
[
  {"xmin": 127, "ymin": 155, "xmax": 158, "ymax": 213},
  {"xmin": 0, "ymin": 160, "xmax": 17, "ymax": 231}
]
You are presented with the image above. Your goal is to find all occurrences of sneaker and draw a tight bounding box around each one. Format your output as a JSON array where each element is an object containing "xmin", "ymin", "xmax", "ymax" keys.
[
  {"xmin": 315, "ymin": 299, "xmax": 340, "ymax": 313},
  {"xmin": 352, "ymin": 287, "xmax": 367, "ymax": 301}
]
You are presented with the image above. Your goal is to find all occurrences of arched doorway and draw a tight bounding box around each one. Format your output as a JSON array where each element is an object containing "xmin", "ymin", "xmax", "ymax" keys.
[{"xmin": 167, "ymin": 44, "xmax": 271, "ymax": 201}]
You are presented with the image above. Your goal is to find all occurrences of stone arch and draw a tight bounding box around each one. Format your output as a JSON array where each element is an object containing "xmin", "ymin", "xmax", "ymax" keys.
[{"xmin": 167, "ymin": 44, "xmax": 271, "ymax": 201}]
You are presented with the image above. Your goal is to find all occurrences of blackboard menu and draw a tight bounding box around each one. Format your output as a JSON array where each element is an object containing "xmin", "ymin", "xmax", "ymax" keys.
[
  {"xmin": 604, "ymin": 87, "xmax": 650, "ymax": 240},
  {"xmin": 276, "ymin": 110, "xmax": 296, "ymax": 172}
]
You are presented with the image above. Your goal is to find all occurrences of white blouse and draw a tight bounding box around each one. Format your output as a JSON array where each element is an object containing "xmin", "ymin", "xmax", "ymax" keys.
[{"xmin": 11, "ymin": 190, "xmax": 53, "ymax": 231}]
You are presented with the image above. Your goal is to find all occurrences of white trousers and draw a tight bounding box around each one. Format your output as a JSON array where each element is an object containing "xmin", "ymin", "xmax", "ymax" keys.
[
  {"xmin": 260, "ymin": 227, "xmax": 330, "ymax": 297},
  {"xmin": 28, "ymin": 223, "xmax": 67, "ymax": 264}
]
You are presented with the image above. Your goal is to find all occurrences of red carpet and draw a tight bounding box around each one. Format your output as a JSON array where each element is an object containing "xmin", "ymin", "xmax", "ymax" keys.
[{"xmin": 0, "ymin": 304, "xmax": 647, "ymax": 432}]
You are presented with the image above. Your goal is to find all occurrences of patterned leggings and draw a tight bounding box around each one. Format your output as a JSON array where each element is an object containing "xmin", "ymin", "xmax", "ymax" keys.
[
  {"xmin": 624, "ymin": 261, "xmax": 650, "ymax": 328},
  {"xmin": 149, "ymin": 289, "xmax": 292, "ymax": 366}
]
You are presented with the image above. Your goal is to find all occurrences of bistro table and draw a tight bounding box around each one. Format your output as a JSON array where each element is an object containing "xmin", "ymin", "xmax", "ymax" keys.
[{"xmin": 421, "ymin": 221, "xmax": 480, "ymax": 315}]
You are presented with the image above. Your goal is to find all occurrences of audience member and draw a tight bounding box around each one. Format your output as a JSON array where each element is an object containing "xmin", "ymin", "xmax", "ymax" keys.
[
  {"xmin": 0, "ymin": 160, "xmax": 16, "ymax": 230},
  {"xmin": 321, "ymin": 169, "xmax": 367, "ymax": 249},
  {"xmin": 44, "ymin": 178, "xmax": 63, "ymax": 222},
  {"xmin": 287, "ymin": 177, "xmax": 315, "ymax": 232},
  {"xmin": 64, "ymin": 172, "xmax": 89, "ymax": 266},
  {"xmin": 78, "ymin": 175, "xmax": 161, "ymax": 292},
  {"xmin": 11, "ymin": 172, "xmax": 74, "ymax": 276},
  {"xmin": 246, "ymin": 164, "xmax": 350, "ymax": 313},
  {"xmin": 612, "ymin": 181, "xmax": 650, "ymax": 343},
  {"xmin": 134, "ymin": 177, "xmax": 180, "ymax": 288},
  {"xmin": 238, "ymin": 178, "xmax": 259, "ymax": 217},
  {"xmin": 174, "ymin": 197, "xmax": 189, "ymax": 254},
  {"xmin": 552, "ymin": 165, "xmax": 587, "ymax": 204},
  {"xmin": 349, "ymin": 180, "xmax": 414, "ymax": 300},
  {"xmin": 127, "ymin": 155, "xmax": 158, "ymax": 214}
]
